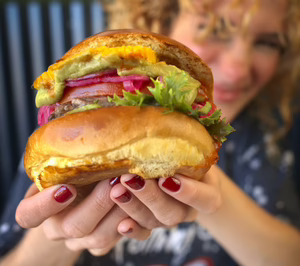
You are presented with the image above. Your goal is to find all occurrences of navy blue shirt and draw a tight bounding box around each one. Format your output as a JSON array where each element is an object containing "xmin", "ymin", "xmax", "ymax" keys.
[{"xmin": 1, "ymin": 110, "xmax": 300, "ymax": 266}]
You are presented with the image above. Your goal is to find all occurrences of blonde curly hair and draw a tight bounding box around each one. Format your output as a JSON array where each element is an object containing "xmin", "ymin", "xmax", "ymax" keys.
[
  {"xmin": 102, "ymin": 0, "xmax": 300, "ymax": 139},
  {"xmin": 101, "ymin": 0, "xmax": 179, "ymax": 35}
]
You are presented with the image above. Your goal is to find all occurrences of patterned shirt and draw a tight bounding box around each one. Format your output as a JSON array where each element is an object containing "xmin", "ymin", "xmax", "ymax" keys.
[{"xmin": 1, "ymin": 110, "xmax": 300, "ymax": 266}]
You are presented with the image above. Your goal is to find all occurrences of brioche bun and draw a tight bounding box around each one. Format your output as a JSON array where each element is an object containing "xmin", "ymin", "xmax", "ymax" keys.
[
  {"xmin": 25, "ymin": 107, "xmax": 218, "ymax": 189},
  {"xmin": 25, "ymin": 30, "xmax": 218, "ymax": 190}
]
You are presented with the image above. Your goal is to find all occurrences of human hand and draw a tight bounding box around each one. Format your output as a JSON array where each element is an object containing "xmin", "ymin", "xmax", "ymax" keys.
[
  {"xmin": 16, "ymin": 180, "xmax": 151, "ymax": 256},
  {"xmin": 110, "ymin": 165, "xmax": 222, "ymax": 230}
]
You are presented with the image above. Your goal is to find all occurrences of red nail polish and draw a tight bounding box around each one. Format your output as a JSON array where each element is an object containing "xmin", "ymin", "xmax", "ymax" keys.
[
  {"xmin": 115, "ymin": 191, "xmax": 132, "ymax": 203},
  {"xmin": 54, "ymin": 186, "xmax": 73, "ymax": 203},
  {"xmin": 162, "ymin": 177, "xmax": 181, "ymax": 192},
  {"xmin": 125, "ymin": 175, "xmax": 145, "ymax": 190},
  {"xmin": 110, "ymin": 177, "xmax": 121, "ymax": 186}
]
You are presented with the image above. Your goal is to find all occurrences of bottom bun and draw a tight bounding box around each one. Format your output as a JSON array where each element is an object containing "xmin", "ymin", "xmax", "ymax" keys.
[{"xmin": 24, "ymin": 106, "xmax": 218, "ymax": 190}]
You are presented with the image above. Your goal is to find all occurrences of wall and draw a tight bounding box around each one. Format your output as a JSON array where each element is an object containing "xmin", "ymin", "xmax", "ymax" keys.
[{"xmin": 0, "ymin": 0, "xmax": 106, "ymax": 211}]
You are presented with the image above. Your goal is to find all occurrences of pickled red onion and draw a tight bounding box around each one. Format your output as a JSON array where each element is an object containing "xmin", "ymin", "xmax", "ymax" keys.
[
  {"xmin": 123, "ymin": 79, "xmax": 151, "ymax": 92},
  {"xmin": 192, "ymin": 102, "xmax": 217, "ymax": 118},
  {"xmin": 38, "ymin": 105, "xmax": 57, "ymax": 127},
  {"xmin": 68, "ymin": 69, "xmax": 118, "ymax": 81},
  {"xmin": 65, "ymin": 70, "xmax": 151, "ymax": 93},
  {"xmin": 123, "ymin": 80, "xmax": 135, "ymax": 92}
]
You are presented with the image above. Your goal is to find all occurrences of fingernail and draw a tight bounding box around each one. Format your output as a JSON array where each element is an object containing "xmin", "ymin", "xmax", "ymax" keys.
[
  {"xmin": 110, "ymin": 177, "xmax": 121, "ymax": 186},
  {"xmin": 115, "ymin": 191, "xmax": 132, "ymax": 203},
  {"xmin": 125, "ymin": 175, "xmax": 145, "ymax": 190},
  {"xmin": 54, "ymin": 186, "xmax": 73, "ymax": 203},
  {"xmin": 162, "ymin": 177, "xmax": 181, "ymax": 192}
]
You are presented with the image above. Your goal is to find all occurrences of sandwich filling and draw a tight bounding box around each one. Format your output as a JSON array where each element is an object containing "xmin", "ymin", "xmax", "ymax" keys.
[{"xmin": 34, "ymin": 45, "xmax": 234, "ymax": 143}]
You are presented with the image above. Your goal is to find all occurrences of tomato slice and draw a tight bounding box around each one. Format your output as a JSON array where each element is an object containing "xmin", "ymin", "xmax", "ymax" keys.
[
  {"xmin": 60, "ymin": 82, "xmax": 152, "ymax": 104},
  {"xmin": 60, "ymin": 83, "xmax": 123, "ymax": 104}
]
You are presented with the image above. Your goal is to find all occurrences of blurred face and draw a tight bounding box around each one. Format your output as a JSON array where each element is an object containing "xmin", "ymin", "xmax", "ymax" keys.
[{"xmin": 170, "ymin": 0, "xmax": 287, "ymax": 121}]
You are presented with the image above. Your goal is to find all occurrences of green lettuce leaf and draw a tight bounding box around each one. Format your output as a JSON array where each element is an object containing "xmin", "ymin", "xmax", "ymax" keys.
[
  {"xmin": 148, "ymin": 76, "xmax": 193, "ymax": 114},
  {"xmin": 108, "ymin": 72, "xmax": 235, "ymax": 142},
  {"xmin": 108, "ymin": 90, "xmax": 154, "ymax": 107},
  {"xmin": 206, "ymin": 119, "xmax": 236, "ymax": 143},
  {"xmin": 66, "ymin": 103, "xmax": 102, "ymax": 115},
  {"xmin": 198, "ymin": 109, "xmax": 222, "ymax": 126},
  {"xmin": 118, "ymin": 62, "xmax": 199, "ymax": 105}
]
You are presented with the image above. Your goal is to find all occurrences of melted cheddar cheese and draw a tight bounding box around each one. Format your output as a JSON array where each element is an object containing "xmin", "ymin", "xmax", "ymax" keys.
[{"xmin": 34, "ymin": 46, "xmax": 157, "ymax": 89}]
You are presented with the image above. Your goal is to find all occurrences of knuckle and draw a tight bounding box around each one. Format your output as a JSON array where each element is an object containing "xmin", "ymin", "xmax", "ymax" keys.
[
  {"xmin": 185, "ymin": 186, "xmax": 200, "ymax": 206},
  {"xmin": 94, "ymin": 194, "xmax": 109, "ymax": 213},
  {"xmin": 206, "ymin": 192, "xmax": 222, "ymax": 214},
  {"xmin": 89, "ymin": 247, "xmax": 112, "ymax": 256},
  {"xmin": 159, "ymin": 209, "xmax": 185, "ymax": 227},
  {"xmin": 15, "ymin": 211, "xmax": 29, "ymax": 228},
  {"xmin": 143, "ymin": 192, "xmax": 160, "ymax": 207},
  {"xmin": 43, "ymin": 227, "xmax": 59, "ymax": 240},
  {"xmin": 163, "ymin": 217, "xmax": 177, "ymax": 227},
  {"xmin": 143, "ymin": 219, "xmax": 162, "ymax": 230},
  {"xmin": 87, "ymin": 234, "xmax": 112, "ymax": 249},
  {"xmin": 161, "ymin": 218, "xmax": 176, "ymax": 227},
  {"xmin": 184, "ymin": 184, "xmax": 222, "ymax": 214},
  {"xmin": 65, "ymin": 239, "xmax": 81, "ymax": 251},
  {"xmin": 42, "ymin": 220, "xmax": 62, "ymax": 240},
  {"xmin": 43, "ymin": 230, "xmax": 57, "ymax": 240},
  {"xmin": 61, "ymin": 220, "xmax": 86, "ymax": 238},
  {"xmin": 35, "ymin": 198, "xmax": 47, "ymax": 219}
]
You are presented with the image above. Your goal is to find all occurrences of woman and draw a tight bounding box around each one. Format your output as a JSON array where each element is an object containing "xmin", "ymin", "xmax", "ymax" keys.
[{"xmin": 1, "ymin": 0, "xmax": 300, "ymax": 265}]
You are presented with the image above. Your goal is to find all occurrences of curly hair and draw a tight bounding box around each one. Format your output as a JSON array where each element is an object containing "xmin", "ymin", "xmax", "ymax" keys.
[
  {"xmin": 101, "ymin": 0, "xmax": 300, "ymax": 139},
  {"xmin": 268, "ymin": 0, "xmax": 300, "ymax": 138},
  {"xmin": 101, "ymin": 0, "xmax": 179, "ymax": 35}
]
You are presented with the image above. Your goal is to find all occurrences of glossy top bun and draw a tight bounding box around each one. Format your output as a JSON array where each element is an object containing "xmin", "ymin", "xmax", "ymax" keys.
[
  {"xmin": 39, "ymin": 29, "xmax": 214, "ymax": 102},
  {"xmin": 25, "ymin": 107, "xmax": 218, "ymax": 190}
]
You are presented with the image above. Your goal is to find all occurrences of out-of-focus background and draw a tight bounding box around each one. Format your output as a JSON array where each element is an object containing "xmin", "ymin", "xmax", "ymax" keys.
[{"xmin": 0, "ymin": 0, "xmax": 106, "ymax": 212}]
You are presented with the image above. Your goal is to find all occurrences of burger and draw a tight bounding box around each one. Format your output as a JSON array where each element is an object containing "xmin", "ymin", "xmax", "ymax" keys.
[{"xmin": 24, "ymin": 29, "xmax": 234, "ymax": 191}]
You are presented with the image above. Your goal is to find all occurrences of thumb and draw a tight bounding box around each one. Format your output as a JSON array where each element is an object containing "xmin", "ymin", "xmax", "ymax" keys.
[{"xmin": 16, "ymin": 184, "xmax": 77, "ymax": 228}]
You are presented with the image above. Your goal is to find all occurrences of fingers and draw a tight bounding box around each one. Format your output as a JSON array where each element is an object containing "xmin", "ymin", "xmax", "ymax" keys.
[
  {"xmin": 87, "ymin": 217, "xmax": 152, "ymax": 256},
  {"xmin": 66, "ymin": 213, "xmax": 151, "ymax": 256},
  {"xmin": 24, "ymin": 183, "xmax": 39, "ymax": 198},
  {"xmin": 16, "ymin": 184, "xmax": 76, "ymax": 228},
  {"xmin": 111, "ymin": 170, "xmax": 220, "ymax": 234},
  {"xmin": 88, "ymin": 246, "xmax": 115, "ymax": 257},
  {"xmin": 201, "ymin": 164, "xmax": 222, "ymax": 188},
  {"xmin": 117, "ymin": 218, "xmax": 152, "ymax": 240},
  {"xmin": 110, "ymin": 183, "xmax": 162, "ymax": 229},
  {"xmin": 64, "ymin": 205, "xmax": 126, "ymax": 251},
  {"xmin": 119, "ymin": 174, "xmax": 192, "ymax": 227},
  {"xmin": 159, "ymin": 174, "xmax": 222, "ymax": 214},
  {"xmin": 43, "ymin": 179, "xmax": 115, "ymax": 240}
]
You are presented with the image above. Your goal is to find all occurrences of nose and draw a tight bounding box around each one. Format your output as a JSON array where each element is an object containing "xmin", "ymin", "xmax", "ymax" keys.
[{"xmin": 219, "ymin": 39, "xmax": 251, "ymax": 86}]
